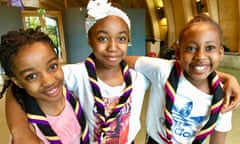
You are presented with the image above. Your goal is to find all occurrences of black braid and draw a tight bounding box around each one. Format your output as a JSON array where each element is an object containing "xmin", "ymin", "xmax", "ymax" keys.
[{"xmin": 0, "ymin": 79, "xmax": 11, "ymax": 99}]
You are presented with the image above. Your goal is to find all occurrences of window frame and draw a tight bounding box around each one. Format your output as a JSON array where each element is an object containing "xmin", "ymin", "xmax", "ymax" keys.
[{"xmin": 21, "ymin": 10, "xmax": 67, "ymax": 63}]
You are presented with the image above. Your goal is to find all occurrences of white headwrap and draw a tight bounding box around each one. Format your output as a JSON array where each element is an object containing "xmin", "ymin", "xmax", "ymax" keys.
[{"xmin": 85, "ymin": 0, "xmax": 131, "ymax": 35}]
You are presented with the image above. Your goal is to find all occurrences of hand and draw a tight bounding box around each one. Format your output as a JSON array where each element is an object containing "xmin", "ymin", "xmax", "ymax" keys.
[{"xmin": 220, "ymin": 75, "xmax": 240, "ymax": 113}]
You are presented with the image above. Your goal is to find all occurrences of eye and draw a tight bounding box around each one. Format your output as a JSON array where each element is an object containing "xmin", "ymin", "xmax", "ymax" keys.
[
  {"xmin": 186, "ymin": 46, "xmax": 197, "ymax": 53},
  {"xmin": 49, "ymin": 63, "xmax": 58, "ymax": 72},
  {"xmin": 118, "ymin": 36, "xmax": 127, "ymax": 43},
  {"xmin": 98, "ymin": 36, "xmax": 108, "ymax": 42},
  {"xmin": 206, "ymin": 45, "xmax": 216, "ymax": 51},
  {"xmin": 25, "ymin": 73, "xmax": 38, "ymax": 81}
]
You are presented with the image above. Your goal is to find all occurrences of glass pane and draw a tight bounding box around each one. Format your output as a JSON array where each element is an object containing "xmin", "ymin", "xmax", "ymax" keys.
[
  {"xmin": 24, "ymin": 16, "xmax": 40, "ymax": 29},
  {"xmin": 44, "ymin": 16, "xmax": 62, "ymax": 58},
  {"xmin": 22, "ymin": 11, "xmax": 66, "ymax": 63}
]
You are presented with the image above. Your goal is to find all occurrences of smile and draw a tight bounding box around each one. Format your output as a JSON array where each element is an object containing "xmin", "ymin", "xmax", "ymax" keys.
[{"xmin": 44, "ymin": 86, "xmax": 60, "ymax": 97}]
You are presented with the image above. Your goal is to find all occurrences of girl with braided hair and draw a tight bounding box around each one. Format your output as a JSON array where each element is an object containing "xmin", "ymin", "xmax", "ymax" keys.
[
  {"xmin": 0, "ymin": 28, "xmax": 89, "ymax": 144},
  {"xmin": 125, "ymin": 14, "xmax": 235, "ymax": 144}
]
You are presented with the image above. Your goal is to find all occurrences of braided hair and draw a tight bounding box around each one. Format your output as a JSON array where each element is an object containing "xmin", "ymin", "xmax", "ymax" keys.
[{"xmin": 0, "ymin": 28, "xmax": 57, "ymax": 109}]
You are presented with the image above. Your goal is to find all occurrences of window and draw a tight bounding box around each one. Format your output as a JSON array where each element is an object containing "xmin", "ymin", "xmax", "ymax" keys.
[{"xmin": 22, "ymin": 10, "xmax": 67, "ymax": 63}]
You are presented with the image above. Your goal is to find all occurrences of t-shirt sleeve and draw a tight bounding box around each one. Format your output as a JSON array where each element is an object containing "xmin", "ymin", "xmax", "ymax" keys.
[
  {"xmin": 62, "ymin": 63, "xmax": 83, "ymax": 92},
  {"xmin": 215, "ymin": 111, "xmax": 232, "ymax": 132},
  {"xmin": 135, "ymin": 56, "xmax": 173, "ymax": 83}
]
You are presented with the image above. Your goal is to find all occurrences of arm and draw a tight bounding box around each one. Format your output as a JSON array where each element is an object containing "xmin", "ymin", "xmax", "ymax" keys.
[
  {"xmin": 209, "ymin": 131, "xmax": 227, "ymax": 144},
  {"xmin": 124, "ymin": 56, "xmax": 140, "ymax": 68},
  {"xmin": 6, "ymin": 87, "xmax": 42, "ymax": 144},
  {"xmin": 217, "ymin": 71, "xmax": 240, "ymax": 113},
  {"xmin": 124, "ymin": 56, "xmax": 240, "ymax": 112}
]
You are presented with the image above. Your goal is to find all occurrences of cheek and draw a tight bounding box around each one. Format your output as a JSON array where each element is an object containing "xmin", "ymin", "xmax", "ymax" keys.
[
  {"xmin": 122, "ymin": 48, "xmax": 128, "ymax": 55},
  {"xmin": 179, "ymin": 53, "xmax": 192, "ymax": 62},
  {"xmin": 21, "ymin": 82, "xmax": 40, "ymax": 96},
  {"xmin": 179, "ymin": 60, "xmax": 187, "ymax": 69},
  {"xmin": 179, "ymin": 54, "xmax": 193, "ymax": 70},
  {"xmin": 53, "ymin": 66, "xmax": 64, "ymax": 82},
  {"xmin": 120, "ymin": 44, "xmax": 128, "ymax": 54},
  {"xmin": 57, "ymin": 70, "xmax": 64, "ymax": 81},
  {"xmin": 92, "ymin": 43, "xmax": 105, "ymax": 52},
  {"xmin": 211, "ymin": 53, "xmax": 223, "ymax": 63}
]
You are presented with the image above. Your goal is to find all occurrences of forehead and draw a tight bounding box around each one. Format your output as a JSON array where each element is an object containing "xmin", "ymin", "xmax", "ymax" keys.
[
  {"xmin": 92, "ymin": 15, "xmax": 129, "ymax": 31},
  {"xmin": 12, "ymin": 42, "xmax": 55, "ymax": 68},
  {"xmin": 182, "ymin": 23, "xmax": 220, "ymax": 39},
  {"xmin": 16, "ymin": 42, "xmax": 54, "ymax": 56},
  {"xmin": 186, "ymin": 23, "xmax": 219, "ymax": 34}
]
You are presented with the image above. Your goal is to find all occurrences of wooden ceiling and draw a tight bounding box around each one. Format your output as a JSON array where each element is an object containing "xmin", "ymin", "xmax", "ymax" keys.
[
  {"xmin": 1, "ymin": 0, "xmax": 162, "ymax": 40},
  {"xmin": 19, "ymin": 0, "xmax": 148, "ymax": 10}
]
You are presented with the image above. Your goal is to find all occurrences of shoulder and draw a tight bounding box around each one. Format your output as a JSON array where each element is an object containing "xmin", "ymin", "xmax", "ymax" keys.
[
  {"xmin": 62, "ymin": 63, "xmax": 88, "ymax": 89},
  {"xmin": 129, "ymin": 68, "xmax": 150, "ymax": 89},
  {"xmin": 62, "ymin": 62, "xmax": 88, "ymax": 76},
  {"xmin": 135, "ymin": 57, "xmax": 175, "ymax": 82},
  {"xmin": 62, "ymin": 62, "xmax": 85, "ymax": 71},
  {"xmin": 136, "ymin": 56, "xmax": 174, "ymax": 72}
]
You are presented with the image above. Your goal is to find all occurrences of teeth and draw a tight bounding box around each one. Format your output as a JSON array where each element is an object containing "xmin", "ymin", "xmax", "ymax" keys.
[
  {"xmin": 195, "ymin": 66, "xmax": 205, "ymax": 70},
  {"xmin": 46, "ymin": 87, "xmax": 57, "ymax": 95}
]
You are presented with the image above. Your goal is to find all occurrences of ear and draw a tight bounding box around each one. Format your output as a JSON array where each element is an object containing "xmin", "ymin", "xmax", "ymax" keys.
[
  {"xmin": 10, "ymin": 77, "xmax": 23, "ymax": 88},
  {"xmin": 219, "ymin": 45, "xmax": 224, "ymax": 61},
  {"xmin": 175, "ymin": 48, "xmax": 180, "ymax": 60},
  {"xmin": 88, "ymin": 38, "xmax": 91, "ymax": 46}
]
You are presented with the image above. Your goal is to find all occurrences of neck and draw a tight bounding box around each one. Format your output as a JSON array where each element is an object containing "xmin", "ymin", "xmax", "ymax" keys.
[
  {"xmin": 96, "ymin": 64, "xmax": 124, "ymax": 87},
  {"xmin": 37, "ymin": 96, "xmax": 65, "ymax": 116},
  {"xmin": 183, "ymin": 72, "xmax": 210, "ymax": 94}
]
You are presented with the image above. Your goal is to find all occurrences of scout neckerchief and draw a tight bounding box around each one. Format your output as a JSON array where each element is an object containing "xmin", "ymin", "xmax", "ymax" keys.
[
  {"xmin": 161, "ymin": 61, "xmax": 223, "ymax": 144},
  {"xmin": 85, "ymin": 53, "xmax": 133, "ymax": 144},
  {"xmin": 24, "ymin": 86, "xmax": 89, "ymax": 144}
]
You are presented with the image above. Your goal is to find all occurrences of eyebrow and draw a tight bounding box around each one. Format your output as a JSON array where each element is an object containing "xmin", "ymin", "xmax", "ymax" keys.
[
  {"xmin": 97, "ymin": 30, "xmax": 128, "ymax": 35},
  {"xmin": 19, "ymin": 56, "xmax": 58, "ymax": 76}
]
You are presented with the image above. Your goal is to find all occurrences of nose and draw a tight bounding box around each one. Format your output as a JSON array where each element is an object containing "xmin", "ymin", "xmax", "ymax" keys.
[
  {"xmin": 193, "ymin": 49, "xmax": 207, "ymax": 60},
  {"xmin": 107, "ymin": 39, "xmax": 117, "ymax": 51},
  {"xmin": 41, "ymin": 72, "xmax": 55, "ymax": 87}
]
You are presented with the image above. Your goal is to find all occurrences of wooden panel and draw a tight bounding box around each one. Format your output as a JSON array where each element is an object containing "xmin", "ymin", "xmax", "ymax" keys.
[
  {"xmin": 22, "ymin": 0, "xmax": 40, "ymax": 8},
  {"xmin": 40, "ymin": 0, "xmax": 65, "ymax": 10},
  {"xmin": 218, "ymin": 0, "xmax": 239, "ymax": 52},
  {"xmin": 221, "ymin": 20, "xmax": 239, "ymax": 52}
]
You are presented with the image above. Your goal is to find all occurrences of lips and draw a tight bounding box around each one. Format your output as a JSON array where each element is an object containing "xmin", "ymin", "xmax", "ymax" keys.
[
  {"xmin": 190, "ymin": 64, "xmax": 210, "ymax": 74},
  {"xmin": 44, "ymin": 85, "xmax": 61, "ymax": 97},
  {"xmin": 105, "ymin": 55, "xmax": 120, "ymax": 62}
]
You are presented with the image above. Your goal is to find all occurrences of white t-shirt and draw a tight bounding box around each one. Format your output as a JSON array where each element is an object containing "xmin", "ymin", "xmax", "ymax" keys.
[
  {"xmin": 62, "ymin": 62, "xmax": 149, "ymax": 143},
  {"xmin": 135, "ymin": 56, "xmax": 232, "ymax": 144}
]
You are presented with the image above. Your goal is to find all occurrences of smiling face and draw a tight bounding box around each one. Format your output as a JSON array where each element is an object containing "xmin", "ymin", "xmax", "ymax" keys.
[
  {"xmin": 10, "ymin": 42, "xmax": 64, "ymax": 104},
  {"xmin": 177, "ymin": 23, "xmax": 224, "ymax": 84},
  {"xmin": 88, "ymin": 15, "xmax": 129, "ymax": 69}
]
